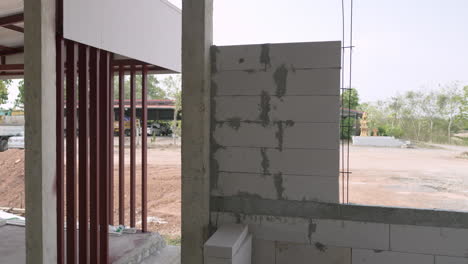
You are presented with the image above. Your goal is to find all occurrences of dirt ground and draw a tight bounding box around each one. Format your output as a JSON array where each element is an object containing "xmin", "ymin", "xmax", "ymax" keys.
[
  {"xmin": 1, "ymin": 140, "xmax": 467, "ymax": 239},
  {"xmin": 0, "ymin": 137, "xmax": 182, "ymax": 238},
  {"xmin": 346, "ymin": 144, "xmax": 468, "ymax": 211}
]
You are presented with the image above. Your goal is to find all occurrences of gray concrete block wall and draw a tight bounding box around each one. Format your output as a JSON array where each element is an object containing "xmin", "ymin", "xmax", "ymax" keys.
[
  {"xmin": 211, "ymin": 41, "xmax": 341, "ymax": 204},
  {"xmin": 213, "ymin": 212, "xmax": 468, "ymax": 264},
  {"xmin": 209, "ymin": 41, "xmax": 468, "ymax": 264}
]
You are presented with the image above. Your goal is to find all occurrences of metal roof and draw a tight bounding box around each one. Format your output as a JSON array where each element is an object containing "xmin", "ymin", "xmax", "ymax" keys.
[
  {"xmin": 0, "ymin": 0, "xmax": 24, "ymax": 79},
  {"xmin": 0, "ymin": 0, "xmax": 181, "ymax": 79}
]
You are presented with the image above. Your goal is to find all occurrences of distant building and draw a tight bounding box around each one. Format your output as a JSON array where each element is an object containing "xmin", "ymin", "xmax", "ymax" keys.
[{"xmin": 113, "ymin": 99, "xmax": 176, "ymax": 121}]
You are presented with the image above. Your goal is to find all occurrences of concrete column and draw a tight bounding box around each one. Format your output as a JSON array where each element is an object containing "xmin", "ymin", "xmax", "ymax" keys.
[
  {"xmin": 181, "ymin": 0, "xmax": 213, "ymax": 263},
  {"xmin": 24, "ymin": 0, "xmax": 57, "ymax": 263}
]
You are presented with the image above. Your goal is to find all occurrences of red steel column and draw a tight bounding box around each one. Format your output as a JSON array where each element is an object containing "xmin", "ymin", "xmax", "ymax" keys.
[
  {"xmin": 99, "ymin": 51, "xmax": 110, "ymax": 263},
  {"xmin": 55, "ymin": 37, "xmax": 65, "ymax": 264},
  {"xmin": 89, "ymin": 48, "xmax": 101, "ymax": 264},
  {"xmin": 109, "ymin": 56, "xmax": 115, "ymax": 225},
  {"xmin": 65, "ymin": 40, "xmax": 78, "ymax": 264},
  {"xmin": 78, "ymin": 44, "xmax": 90, "ymax": 263},
  {"xmin": 141, "ymin": 65, "xmax": 148, "ymax": 232},
  {"xmin": 118, "ymin": 65, "xmax": 125, "ymax": 225},
  {"xmin": 130, "ymin": 65, "xmax": 136, "ymax": 227}
]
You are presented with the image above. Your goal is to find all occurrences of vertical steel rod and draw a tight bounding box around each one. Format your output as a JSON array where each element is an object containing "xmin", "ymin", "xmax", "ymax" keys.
[
  {"xmin": 141, "ymin": 65, "xmax": 148, "ymax": 232},
  {"xmin": 55, "ymin": 37, "xmax": 65, "ymax": 264},
  {"xmin": 65, "ymin": 40, "xmax": 78, "ymax": 264},
  {"xmin": 99, "ymin": 51, "xmax": 110, "ymax": 263},
  {"xmin": 89, "ymin": 48, "xmax": 101, "ymax": 264},
  {"xmin": 130, "ymin": 65, "xmax": 136, "ymax": 227},
  {"xmin": 78, "ymin": 44, "xmax": 90, "ymax": 263},
  {"xmin": 109, "ymin": 56, "xmax": 115, "ymax": 225},
  {"xmin": 118, "ymin": 65, "xmax": 125, "ymax": 225}
]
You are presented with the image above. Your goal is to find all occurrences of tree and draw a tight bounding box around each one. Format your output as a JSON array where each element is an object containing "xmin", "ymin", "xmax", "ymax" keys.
[
  {"xmin": 0, "ymin": 80, "xmax": 11, "ymax": 105},
  {"xmin": 340, "ymin": 88, "xmax": 360, "ymax": 139},
  {"xmin": 388, "ymin": 95, "xmax": 404, "ymax": 129},
  {"xmin": 161, "ymin": 75, "xmax": 182, "ymax": 139},
  {"xmin": 14, "ymin": 80, "xmax": 25, "ymax": 109},
  {"xmin": 403, "ymin": 91, "xmax": 425, "ymax": 141},
  {"xmin": 458, "ymin": 86, "xmax": 468, "ymax": 130},
  {"xmin": 342, "ymin": 88, "xmax": 359, "ymax": 110},
  {"xmin": 421, "ymin": 90, "xmax": 440, "ymax": 142},
  {"xmin": 437, "ymin": 83, "xmax": 463, "ymax": 144},
  {"xmin": 114, "ymin": 74, "xmax": 167, "ymax": 100}
]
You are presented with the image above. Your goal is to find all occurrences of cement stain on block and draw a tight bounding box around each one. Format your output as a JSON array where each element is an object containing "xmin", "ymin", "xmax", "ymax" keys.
[
  {"xmin": 213, "ymin": 172, "xmax": 339, "ymax": 203},
  {"xmin": 352, "ymin": 249, "xmax": 433, "ymax": 264},
  {"xmin": 214, "ymin": 147, "xmax": 338, "ymax": 177},
  {"xmin": 276, "ymin": 242, "xmax": 351, "ymax": 264},
  {"xmin": 213, "ymin": 213, "xmax": 390, "ymax": 250},
  {"xmin": 212, "ymin": 68, "xmax": 340, "ymax": 96},
  {"xmin": 213, "ymin": 95, "xmax": 340, "ymax": 123},
  {"xmin": 215, "ymin": 42, "xmax": 341, "ymax": 71}
]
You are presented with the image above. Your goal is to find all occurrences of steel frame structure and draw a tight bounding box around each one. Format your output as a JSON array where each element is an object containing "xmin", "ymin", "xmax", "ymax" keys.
[{"xmin": 54, "ymin": 1, "xmax": 149, "ymax": 263}]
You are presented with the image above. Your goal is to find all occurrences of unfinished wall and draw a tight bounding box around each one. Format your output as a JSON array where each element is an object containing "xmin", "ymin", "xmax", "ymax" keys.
[
  {"xmin": 213, "ymin": 212, "xmax": 468, "ymax": 264},
  {"xmin": 211, "ymin": 41, "xmax": 341, "ymax": 203},
  {"xmin": 210, "ymin": 41, "xmax": 468, "ymax": 264}
]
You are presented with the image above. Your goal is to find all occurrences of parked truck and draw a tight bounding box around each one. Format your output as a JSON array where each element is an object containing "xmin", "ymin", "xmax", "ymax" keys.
[{"xmin": 0, "ymin": 115, "xmax": 25, "ymax": 152}]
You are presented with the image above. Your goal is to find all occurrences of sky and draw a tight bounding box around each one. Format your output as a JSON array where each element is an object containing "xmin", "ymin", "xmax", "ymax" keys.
[
  {"xmin": 3, "ymin": 0, "xmax": 467, "ymax": 108},
  {"xmin": 168, "ymin": 0, "xmax": 468, "ymax": 102}
]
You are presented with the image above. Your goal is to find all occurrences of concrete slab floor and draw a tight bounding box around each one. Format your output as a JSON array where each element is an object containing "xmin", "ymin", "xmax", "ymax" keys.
[{"xmin": 0, "ymin": 225, "xmax": 172, "ymax": 264}]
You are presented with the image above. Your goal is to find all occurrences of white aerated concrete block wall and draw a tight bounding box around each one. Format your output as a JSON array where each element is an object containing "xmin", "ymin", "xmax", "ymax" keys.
[
  {"xmin": 204, "ymin": 224, "xmax": 252, "ymax": 264},
  {"xmin": 213, "ymin": 212, "xmax": 468, "ymax": 264},
  {"xmin": 209, "ymin": 41, "xmax": 468, "ymax": 264},
  {"xmin": 211, "ymin": 42, "xmax": 341, "ymax": 203}
]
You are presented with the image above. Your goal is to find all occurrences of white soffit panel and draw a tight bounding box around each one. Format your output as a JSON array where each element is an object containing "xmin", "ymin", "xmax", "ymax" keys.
[
  {"xmin": 0, "ymin": 0, "xmax": 23, "ymax": 17},
  {"xmin": 63, "ymin": 0, "xmax": 181, "ymax": 72}
]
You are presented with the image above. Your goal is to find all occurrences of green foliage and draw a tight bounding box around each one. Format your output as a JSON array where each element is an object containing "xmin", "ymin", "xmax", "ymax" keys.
[
  {"xmin": 114, "ymin": 74, "xmax": 167, "ymax": 100},
  {"xmin": 341, "ymin": 117, "xmax": 356, "ymax": 139},
  {"xmin": 342, "ymin": 88, "xmax": 359, "ymax": 110},
  {"xmin": 361, "ymin": 82, "xmax": 467, "ymax": 145},
  {"xmin": 0, "ymin": 80, "xmax": 11, "ymax": 105},
  {"xmin": 14, "ymin": 80, "xmax": 25, "ymax": 109},
  {"xmin": 161, "ymin": 75, "xmax": 182, "ymax": 137},
  {"xmin": 163, "ymin": 235, "xmax": 181, "ymax": 246},
  {"xmin": 340, "ymin": 88, "xmax": 360, "ymax": 139}
]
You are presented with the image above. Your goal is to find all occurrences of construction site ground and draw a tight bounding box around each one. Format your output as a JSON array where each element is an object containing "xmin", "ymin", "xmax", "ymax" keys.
[{"xmin": 1, "ymin": 137, "xmax": 467, "ymax": 241}]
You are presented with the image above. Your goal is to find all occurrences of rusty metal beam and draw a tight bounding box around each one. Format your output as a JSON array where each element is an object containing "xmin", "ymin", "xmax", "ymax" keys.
[
  {"xmin": 98, "ymin": 51, "xmax": 110, "ymax": 264},
  {"xmin": 89, "ymin": 47, "xmax": 101, "ymax": 264},
  {"xmin": 0, "ymin": 46, "xmax": 23, "ymax": 56},
  {"xmin": 141, "ymin": 65, "xmax": 148, "ymax": 232},
  {"xmin": 78, "ymin": 43, "xmax": 90, "ymax": 263},
  {"xmin": 0, "ymin": 13, "xmax": 23, "ymax": 27},
  {"xmin": 65, "ymin": 40, "xmax": 78, "ymax": 264},
  {"xmin": 118, "ymin": 65, "xmax": 125, "ymax": 226},
  {"xmin": 0, "ymin": 71, "xmax": 23, "ymax": 76},
  {"xmin": 2, "ymin": 24, "xmax": 24, "ymax": 33},
  {"xmin": 109, "ymin": 55, "xmax": 115, "ymax": 226},
  {"xmin": 56, "ymin": 37, "xmax": 65, "ymax": 264},
  {"xmin": 130, "ymin": 65, "xmax": 136, "ymax": 227},
  {"xmin": 0, "ymin": 64, "xmax": 23, "ymax": 70}
]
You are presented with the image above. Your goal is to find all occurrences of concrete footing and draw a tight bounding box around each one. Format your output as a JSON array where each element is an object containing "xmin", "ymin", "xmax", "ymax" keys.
[{"xmin": 0, "ymin": 225, "xmax": 173, "ymax": 264}]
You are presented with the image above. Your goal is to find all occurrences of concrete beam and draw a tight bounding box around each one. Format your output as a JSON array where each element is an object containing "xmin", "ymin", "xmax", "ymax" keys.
[
  {"xmin": 24, "ymin": 0, "xmax": 57, "ymax": 263},
  {"xmin": 181, "ymin": 0, "xmax": 213, "ymax": 263}
]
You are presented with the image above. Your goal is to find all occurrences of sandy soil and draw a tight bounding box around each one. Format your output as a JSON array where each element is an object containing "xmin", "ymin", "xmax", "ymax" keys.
[
  {"xmin": 1, "ymin": 141, "xmax": 467, "ymax": 239},
  {"xmin": 0, "ymin": 138, "xmax": 181, "ymax": 238},
  {"xmin": 0, "ymin": 149, "xmax": 25, "ymax": 208},
  {"xmin": 345, "ymin": 145, "xmax": 468, "ymax": 211}
]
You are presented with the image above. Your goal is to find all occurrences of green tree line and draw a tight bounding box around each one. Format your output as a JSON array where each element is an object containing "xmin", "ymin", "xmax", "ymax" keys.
[{"xmin": 344, "ymin": 83, "xmax": 468, "ymax": 145}]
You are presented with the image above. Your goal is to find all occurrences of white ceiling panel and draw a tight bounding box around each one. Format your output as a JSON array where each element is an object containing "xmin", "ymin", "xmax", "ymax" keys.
[{"xmin": 64, "ymin": 0, "xmax": 181, "ymax": 72}]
